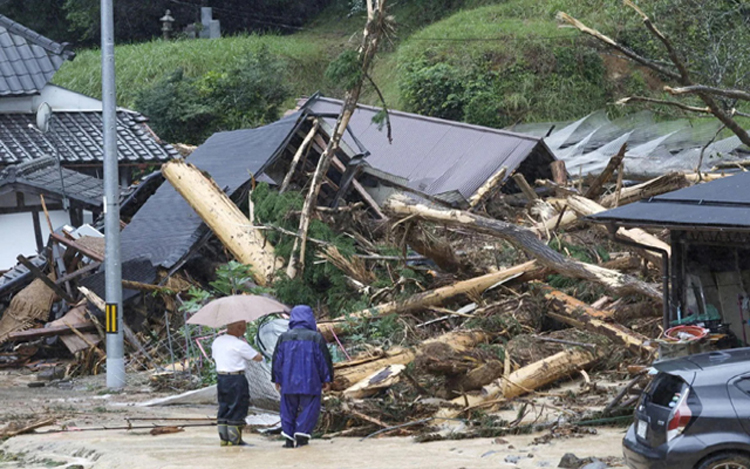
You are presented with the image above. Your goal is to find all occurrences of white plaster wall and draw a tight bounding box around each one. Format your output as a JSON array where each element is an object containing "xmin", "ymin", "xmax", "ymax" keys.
[
  {"xmin": 0, "ymin": 209, "xmax": 93, "ymax": 270},
  {"xmin": 0, "ymin": 85, "xmax": 104, "ymax": 114}
]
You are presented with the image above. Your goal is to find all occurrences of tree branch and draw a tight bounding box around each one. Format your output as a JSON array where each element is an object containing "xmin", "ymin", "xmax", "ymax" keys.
[
  {"xmin": 666, "ymin": 85, "xmax": 750, "ymax": 102},
  {"xmin": 616, "ymin": 96, "xmax": 712, "ymax": 114},
  {"xmin": 557, "ymin": 12, "xmax": 680, "ymax": 80}
]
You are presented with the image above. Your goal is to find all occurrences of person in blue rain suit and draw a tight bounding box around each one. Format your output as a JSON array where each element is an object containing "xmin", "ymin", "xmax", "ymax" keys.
[{"xmin": 271, "ymin": 305, "xmax": 333, "ymax": 448}]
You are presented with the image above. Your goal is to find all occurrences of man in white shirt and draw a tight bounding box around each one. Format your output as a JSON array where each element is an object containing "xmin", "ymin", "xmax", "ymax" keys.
[{"xmin": 212, "ymin": 320, "xmax": 263, "ymax": 447}]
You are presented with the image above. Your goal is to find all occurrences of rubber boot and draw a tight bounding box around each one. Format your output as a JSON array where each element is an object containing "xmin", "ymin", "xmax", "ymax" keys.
[
  {"xmin": 227, "ymin": 425, "xmax": 252, "ymax": 447},
  {"xmin": 218, "ymin": 423, "xmax": 229, "ymax": 447},
  {"xmin": 283, "ymin": 439, "xmax": 295, "ymax": 449},
  {"xmin": 295, "ymin": 433, "xmax": 309, "ymax": 447}
]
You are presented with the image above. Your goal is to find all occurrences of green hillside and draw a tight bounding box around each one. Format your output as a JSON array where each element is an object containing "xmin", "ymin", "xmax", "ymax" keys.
[{"xmin": 50, "ymin": 0, "xmax": 685, "ymax": 143}]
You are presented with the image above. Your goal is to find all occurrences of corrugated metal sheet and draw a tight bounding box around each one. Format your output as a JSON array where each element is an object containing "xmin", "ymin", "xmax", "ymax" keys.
[
  {"xmin": 0, "ymin": 111, "xmax": 178, "ymax": 165},
  {"xmin": 303, "ymin": 96, "xmax": 554, "ymax": 203},
  {"xmin": 0, "ymin": 14, "xmax": 74, "ymax": 96},
  {"xmin": 587, "ymin": 172, "xmax": 750, "ymax": 230}
]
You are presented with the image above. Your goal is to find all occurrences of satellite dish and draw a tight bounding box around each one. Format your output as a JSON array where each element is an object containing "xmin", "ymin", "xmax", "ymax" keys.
[{"xmin": 36, "ymin": 102, "xmax": 52, "ymax": 133}]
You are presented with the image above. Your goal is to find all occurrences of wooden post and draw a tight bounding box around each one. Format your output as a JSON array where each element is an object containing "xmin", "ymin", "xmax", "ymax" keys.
[
  {"xmin": 511, "ymin": 173, "xmax": 538, "ymax": 202},
  {"xmin": 550, "ymin": 160, "xmax": 568, "ymax": 185},
  {"xmin": 162, "ymin": 160, "xmax": 282, "ymax": 286},
  {"xmin": 287, "ymin": 0, "xmax": 390, "ymax": 279},
  {"xmin": 280, "ymin": 120, "xmax": 319, "ymax": 194}
]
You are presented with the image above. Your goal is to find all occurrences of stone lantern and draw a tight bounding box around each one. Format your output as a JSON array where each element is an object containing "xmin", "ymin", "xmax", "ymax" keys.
[{"xmin": 160, "ymin": 9, "xmax": 175, "ymax": 40}]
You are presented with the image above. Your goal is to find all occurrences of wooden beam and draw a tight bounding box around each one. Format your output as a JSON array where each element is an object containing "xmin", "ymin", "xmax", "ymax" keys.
[
  {"xmin": 511, "ymin": 173, "xmax": 539, "ymax": 202},
  {"xmin": 54, "ymin": 262, "xmax": 101, "ymax": 285},
  {"xmin": 31, "ymin": 207, "xmax": 44, "ymax": 253},
  {"xmin": 50, "ymin": 232, "xmax": 104, "ymax": 262},
  {"xmin": 6, "ymin": 323, "xmax": 96, "ymax": 341},
  {"xmin": 16, "ymin": 255, "xmax": 75, "ymax": 303},
  {"xmin": 551, "ymin": 160, "xmax": 568, "ymax": 185}
]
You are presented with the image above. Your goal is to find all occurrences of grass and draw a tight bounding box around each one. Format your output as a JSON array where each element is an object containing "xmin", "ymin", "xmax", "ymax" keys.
[
  {"xmin": 54, "ymin": 34, "xmax": 338, "ymax": 109},
  {"xmin": 50, "ymin": 0, "xmax": 665, "ymax": 132}
]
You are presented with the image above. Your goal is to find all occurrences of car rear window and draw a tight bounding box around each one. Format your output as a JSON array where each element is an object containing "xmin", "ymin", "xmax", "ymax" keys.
[{"xmin": 649, "ymin": 373, "xmax": 686, "ymax": 407}]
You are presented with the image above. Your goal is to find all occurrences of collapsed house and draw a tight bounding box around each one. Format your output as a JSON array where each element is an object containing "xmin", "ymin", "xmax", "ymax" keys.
[{"xmin": 300, "ymin": 95, "xmax": 557, "ymax": 208}]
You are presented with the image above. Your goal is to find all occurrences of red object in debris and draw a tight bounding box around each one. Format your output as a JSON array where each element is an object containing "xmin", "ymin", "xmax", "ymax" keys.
[{"xmin": 663, "ymin": 325, "xmax": 708, "ymax": 342}]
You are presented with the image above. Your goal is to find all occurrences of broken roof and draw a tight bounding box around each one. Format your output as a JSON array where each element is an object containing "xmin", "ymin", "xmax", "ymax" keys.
[
  {"xmin": 302, "ymin": 96, "xmax": 555, "ymax": 205},
  {"xmin": 587, "ymin": 172, "xmax": 750, "ymax": 231},
  {"xmin": 0, "ymin": 14, "xmax": 75, "ymax": 96},
  {"xmin": 0, "ymin": 157, "xmax": 110, "ymax": 208},
  {"xmin": 0, "ymin": 111, "xmax": 179, "ymax": 166},
  {"xmin": 115, "ymin": 112, "xmax": 304, "ymax": 280}
]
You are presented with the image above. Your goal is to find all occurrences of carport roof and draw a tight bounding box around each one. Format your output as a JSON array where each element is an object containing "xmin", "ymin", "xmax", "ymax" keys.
[{"xmin": 586, "ymin": 171, "xmax": 750, "ymax": 230}]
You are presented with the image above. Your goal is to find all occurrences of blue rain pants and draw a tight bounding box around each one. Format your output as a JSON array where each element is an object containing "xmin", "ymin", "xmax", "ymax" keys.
[{"xmin": 280, "ymin": 393, "xmax": 321, "ymax": 440}]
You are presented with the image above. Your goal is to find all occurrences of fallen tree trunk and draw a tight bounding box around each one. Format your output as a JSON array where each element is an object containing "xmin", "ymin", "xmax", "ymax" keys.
[
  {"xmin": 318, "ymin": 261, "xmax": 540, "ymax": 339},
  {"xmin": 162, "ymin": 160, "xmax": 281, "ymax": 286},
  {"xmin": 384, "ymin": 195, "xmax": 661, "ymax": 301},
  {"xmin": 438, "ymin": 347, "xmax": 601, "ymax": 418},
  {"xmin": 333, "ymin": 330, "xmax": 489, "ymax": 390},
  {"xmin": 540, "ymin": 286, "xmax": 656, "ymax": 357},
  {"xmin": 565, "ymin": 195, "xmax": 670, "ymax": 267},
  {"xmin": 501, "ymin": 347, "xmax": 602, "ymax": 399}
]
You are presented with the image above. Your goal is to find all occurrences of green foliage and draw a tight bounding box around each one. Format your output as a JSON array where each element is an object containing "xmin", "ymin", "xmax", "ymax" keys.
[
  {"xmin": 345, "ymin": 314, "xmax": 405, "ymax": 348},
  {"xmin": 210, "ymin": 261, "xmax": 257, "ymax": 296},
  {"xmin": 134, "ymin": 48, "xmax": 291, "ymax": 144},
  {"xmin": 325, "ymin": 49, "xmax": 363, "ymax": 90},
  {"xmin": 251, "ymin": 183, "xmax": 369, "ymax": 314},
  {"xmin": 399, "ymin": 61, "xmax": 468, "ymax": 121}
]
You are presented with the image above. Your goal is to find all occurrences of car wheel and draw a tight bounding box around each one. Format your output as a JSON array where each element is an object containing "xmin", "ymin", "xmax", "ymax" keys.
[{"xmin": 698, "ymin": 453, "xmax": 750, "ymax": 469}]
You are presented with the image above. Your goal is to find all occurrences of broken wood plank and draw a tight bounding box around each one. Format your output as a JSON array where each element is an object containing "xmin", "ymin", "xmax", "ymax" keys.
[
  {"xmin": 280, "ymin": 119, "xmax": 319, "ymax": 193},
  {"xmin": 564, "ymin": 195, "xmax": 670, "ymax": 267},
  {"xmin": 1, "ymin": 418, "xmax": 55, "ymax": 438},
  {"xmin": 54, "ymin": 262, "xmax": 101, "ymax": 286},
  {"xmin": 384, "ymin": 195, "xmax": 662, "ymax": 301},
  {"xmin": 318, "ymin": 261, "xmax": 540, "ymax": 339},
  {"xmin": 16, "ymin": 255, "xmax": 75, "ymax": 303},
  {"xmin": 469, "ymin": 167, "xmax": 507, "ymax": 210},
  {"xmin": 540, "ymin": 285, "xmax": 656, "ymax": 357},
  {"xmin": 162, "ymin": 160, "xmax": 282, "ymax": 286},
  {"xmin": 511, "ymin": 173, "xmax": 539, "ymax": 202},
  {"xmin": 50, "ymin": 233, "xmax": 105, "ymax": 262},
  {"xmin": 343, "ymin": 364, "xmax": 406, "ymax": 399},
  {"xmin": 6, "ymin": 323, "xmax": 96, "ymax": 341}
]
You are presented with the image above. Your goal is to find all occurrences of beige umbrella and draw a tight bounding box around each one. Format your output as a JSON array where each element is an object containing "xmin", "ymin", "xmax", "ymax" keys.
[{"xmin": 186, "ymin": 295, "xmax": 290, "ymax": 328}]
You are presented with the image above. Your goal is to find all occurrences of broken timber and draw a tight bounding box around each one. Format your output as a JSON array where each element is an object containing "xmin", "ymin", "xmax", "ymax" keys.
[
  {"xmin": 318, "ymin": 261, "xmax": 541, "ymax": 339},
  {"xmin": 6, "ymin": 323, "xmax": 97, "ymax": 341},
  {"xmin": 162, "ymin": 160, "xmax": 281, "ymax": 286},
  {"xmin": 540, "ymin": 285, "xmax": 656, "ymax": 357},
  {"xmin": 384, "ymin": 194, "xmax": 662, "ymax": 301},
  {"xmin": 564, "ymin": 195, "xmax": 670, "ymax": 267}
]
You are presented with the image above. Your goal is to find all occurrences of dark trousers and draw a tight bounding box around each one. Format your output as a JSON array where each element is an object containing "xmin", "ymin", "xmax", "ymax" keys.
[
  {"xmin": 280, "ymin": 393, "xmax": 321, "ymax": 439},
  {"xmin": 217, "ymin": 374, "xmax": 249, "ymax": 425}
]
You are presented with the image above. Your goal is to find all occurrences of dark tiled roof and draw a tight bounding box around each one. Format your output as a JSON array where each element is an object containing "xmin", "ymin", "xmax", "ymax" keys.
[
  {"xmin": 119, "ymin": 112, "xmax": 304, "ymax": 272},
  {"xmin": 0, "ymin": 14, "xmax": 74, "ymax": 96},
  {"xmin": 0, "ymin": 157, "xmax": 109, "ymax": 207},
  {"xmin": 302, "ymin": 96, "xmax": 556, "ymax": 203},
  {"xmin": 0, "ymin": 111, "xmax": 179, "ymax": 165},
  {"xmin": 587, "ymin": 172, "xmax": 750, "ymax": 230}
]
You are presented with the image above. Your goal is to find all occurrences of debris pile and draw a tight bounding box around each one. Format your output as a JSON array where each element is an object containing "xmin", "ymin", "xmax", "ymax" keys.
[{"xmin": 0, "ymin": 107, "xmax": 733, "ymax": 442}]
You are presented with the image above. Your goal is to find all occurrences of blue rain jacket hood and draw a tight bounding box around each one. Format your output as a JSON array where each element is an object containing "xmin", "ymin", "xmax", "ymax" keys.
[
  {"xmin": 271, "ymin": 305, "xmax": 333, "ymax": 395},
  {"xmin": 289, "ymin": 305, "xmax": 316, "ymax": 331}
]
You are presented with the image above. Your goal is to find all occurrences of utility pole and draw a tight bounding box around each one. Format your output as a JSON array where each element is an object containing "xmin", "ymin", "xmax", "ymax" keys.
[{"xmin": 102, "ymin": 0, "xmax": 125, "ymax": 389}]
